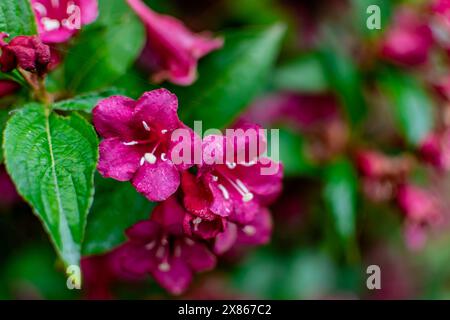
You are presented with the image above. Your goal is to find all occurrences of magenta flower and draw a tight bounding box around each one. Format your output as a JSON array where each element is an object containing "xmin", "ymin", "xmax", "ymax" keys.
[
  {"xmin": 93, "ymin": 89, "xmax": 189, "ymax": 201},
  {"xmin": 380, "ymin": 8, "xmax": 434, "ymax": 66},
  {"xmin": 31, "ymin": 0, "xmax": 98, "ymax": 43},
  {"xmin": 117, "ymin": 196, "xmax": 216, "ymax": 295},
  {"xmin": 127, "ymin": 0, "xmax": 223, "ymax": 86},
  {"xmin": 431, "ymin": 0, "xmax": 450, "ymax": 48},
  {"xmin": 0, "ymin": 33, "xmax": 51, "ymax": 75},
  {"xmin": 420, "ymin": 129, "xmax": 450, "ymax": 171},
  {"xmin": 0, "ymin": 80, "xmax": 20, "ymax": 98},
  {"xmin": 396, "ymin": 184, "xmax": 443, "ymax": 250},
  {"xmin": 190, "ymin": 125, "xmax": 282, "ymax": 224},
  {"xmin": 214, "ymin": 207, "xmax": 272, "ymax": 255}
]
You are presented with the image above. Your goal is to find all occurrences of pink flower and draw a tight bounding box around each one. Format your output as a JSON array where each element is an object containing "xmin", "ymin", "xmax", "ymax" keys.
[
  {"xmin": 0, "ymin": 80, "xmax": 20, "ymax": 98},
  {"xmin": 419, "ymin": 129, "xmax": 450, "ymax": 171},
  {"xmin": 117, "ymin": 196, "xmax": 216, "ymax": 295},
  {"xmin": 214, "ymin": 207, "xmax": 272, "ymax": 255},
  {"xmin": 127, "ymin": 0, "xmax": 223, "ymax": 86},
  {"xmin": 93, "ymin": 89, "xmax": 190, "ymax": 202},
  {"xmin": 396, "ymin": 184, "xmax": 444, "ymax": 250},
  {"xmin": 0, "ymin": 33, "xmax": 51, "ymax": 75},
  {"xmin": 431, "ymin": 0, "xmax": 450, "ymax": 48},
  {"xmin": 380, "ymin": 9, "xmax": 434, "ymax": 66},
  {"xmin": 31, "ymin": 0, "xmax": 98, "ymax": 43},
  {"xmin": 193, "ymin": 124, "xmax": 283, "ymax": 224}
]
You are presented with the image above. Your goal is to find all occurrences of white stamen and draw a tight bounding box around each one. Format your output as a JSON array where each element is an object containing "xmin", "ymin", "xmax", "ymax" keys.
[
  {"xmin": 123, "ymin": 141, "xmax": 138, "ymax": 146},
  {"xmin": 144, "ymin": 153, "xmax": 157, "ymax": 164},
  {"xmin": 217, "ymin": 184, "xmax": 230, "ymax": 200},
  {"xmin": 142, "ymin": 121, "xmax": 150, "ymax": 131},
  {"xmin": 236, "ymin": 179, "xmax": 250, "ymax": 193},
  {"xmin": 242, "ymin": 193, "xmax": 254, "ymax": 202},
  {"xmin": 33, "ymin": 3, "xmax": 47, "ymax": 15},
  {"xmin": 211, "ymin": 175, "xmax": 219, "ymax": 182},
  {"xmin": 193, "ymin": 217, "xmax": 202, "ymax": 231},
  {"xmin": 145, "ymin": 241, "xmax": 156, "ymax": 250},
  {"xmin": 161, "ymin": 153, "xmax": 167, "ymax": 161},
  {"xmin": 41, "ymin": 17, "xmax": 60, "ymax": 31},
  {"xmin": 158, "ymin": 262, "xmax": 171, "ymax": 272},
  {"xmin": 161, "ymin": 129, "xmax": 168, "ymax": 134},
  {"xmin": 226, "ymin": 162, "xmax": 237, "ymax": 169},
  {"xmin": 140, "ymin": 157, "xmax": 145, "ymax": 166},
  {"xmin": 243, "ymin": 225, "xmax": 256, "ymax": 236}
]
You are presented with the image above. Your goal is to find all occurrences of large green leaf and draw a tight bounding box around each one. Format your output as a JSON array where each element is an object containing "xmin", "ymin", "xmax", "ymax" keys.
[
  {"xmin": 0, "ymin": 0, "xmax": 37, "ymax": 37},
  {"xmin": 3, "ymin": 104, "xmax": 98, "ymax": 265},
  {"xmin": 381, "ymin": 71, "xmax": 435, "ymax": 146},
  {"xmin": 323, "ymin": 159, "xmax": 358, "ymax": 244},
  {"xmin": 64, "ymin": 0, "xmax": 145, "ymax": 93},
  {"xmin": 83, "ymin": 175, "xmax": 155, "ymax": 256},
  {"xmin": 273, "ymin": 53, "xmax": 328, "ymax": 93},
  {"xmin": 174, "ymin": 24, "xmax": 286, "ymax": 129},
  {"xmin": 319, "ymin": 49, "xmax": 367, "ymax": 125},
  {"xmin": 53, "ymin": 88, "xmax": 126, "ymax": 113}
]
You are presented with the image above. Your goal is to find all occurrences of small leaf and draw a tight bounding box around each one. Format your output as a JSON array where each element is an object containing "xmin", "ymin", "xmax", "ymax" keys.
[
  {"xmin": 3, "ymin": 104, "xmax": 98, "ymax": 265},
  {"xmin": 0, "ymin": 0, "xmax": 37, "ymax": 37},
  {"xmin": 319, "ymin": 49, "xmax": 367, "ymax": 125},
  {"xmin": 174, "ymin": 24, "xmax": 286, "ymax": 129},
  {"xmin": 64, "ymin": 0, "xmax": 145, "ymax": 93},
  {"xmin": 273, "ymin": 53, "xmax": 328, "ymax": 93},
  {"xmin": 323, "ymin": 159, "xmax": 358, "ymax": 244},
  {"xmin": 83, "ymin": 175, "xmax": 154, "ymax": 255},
  {"xmin": 53, "ymin": 88, "xmax": 126, "ymax": 113},
  {"xmin": 380, "ymin": 70, "xmax": 435, "ymax": 146},
  {"xmin": 0, "ymin": 108, "xmax": 10, "ymax": 163}
]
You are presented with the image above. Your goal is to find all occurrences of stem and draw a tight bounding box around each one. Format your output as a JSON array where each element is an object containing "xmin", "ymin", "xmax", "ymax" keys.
[{"xmin": 18, "ymin": 68, "xmax": 52, "ymax": 110}]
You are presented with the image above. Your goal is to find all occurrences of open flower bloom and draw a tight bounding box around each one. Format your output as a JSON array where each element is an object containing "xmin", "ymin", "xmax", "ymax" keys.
[
  {"xmin": 93, "ymin": 89, "xmax": 191, "ymax": 201},
  {"xmin": 0, "ymin": 33, "xmax": 50, "ymax": 75},
  {"xmin": 127, "ymin": 0, "xmax": 223, "ymax": 86},
  {"xmin": 191, "ymin": 124, "xmax": 282, "ymax": 224},
  {"xmin": 396, "ymin": 184, "xmax": 444, "ymax": 250},
  {"xmin": 31, "ymin": 0, "xmax": 98, "ymax": 43},
  {"xmin": 380, "ymin": 8, "xmax": 434, "ymax": 66},
  {"xmin": 117, "ymin": 197, "xmax": 216, "ymax": 295}
]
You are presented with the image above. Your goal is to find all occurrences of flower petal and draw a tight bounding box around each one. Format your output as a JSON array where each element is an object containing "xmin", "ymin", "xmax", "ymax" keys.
[
  {"xmin": 97, "ymin": 138, "xmax": 144, "ymax": 181},
  {"xmin": 237, "ymin": 207, "xmax": 272, "ymax": 246},
  {"xmin": 214, "ymin": 221, "xmax": 238, "ymax": 255},
  {"xmin": 125, "ymin": 220, "xmax": 161, "ymax": 242},
  {"xmin": 133, "ymin": 89, "xmax": 181, "ymax": 131},
  {"xmin": 181, "ymin": 240, "xmax": 216, "ymax": 272},
  {"xmin": 132, "ymin": 159, "xmax": 180, "ymax": 201},
  {"xmin": 93, "ymin": 96, "xmax": 136, "ymax": 139},
  {"xmin": 151, "ymin": 257, "xmax": 192, "ymax": 295}
]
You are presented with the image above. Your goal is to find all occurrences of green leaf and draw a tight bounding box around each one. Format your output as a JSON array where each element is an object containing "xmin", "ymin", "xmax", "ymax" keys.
[
  {"xmin": 323, "ymin": 159, "xmax": 358, "ymax": 244},
  {"xmin": 380, "ymin": 71, "xmax": 435, "ymax": 146},
  {"xmin": 273, "ymin": 54, "xmax": 329, "ymax": 93},
  {"xmin": 53, "ymin": 88, "xmax": 126, "ymax": 113},
  {"xmin": 3, "ymin": 104, "xmax": 98, "ymax": 266},
  {"xmin": 174, "ymin": 24, "xmax": 286, "ymax": 129},
  {"xmin": 319, "ymin": 49, "xmax": 367, "ymax": 125},
  {"xmin": 83, "ymin": 175, "xmax": 154, "ymax": 255},
  {"xmin": 0, "ymin": 0, "xmax": 37, "ymax": 37},
  {"xmin": 64, "ymin": 0, "xmax": 145, "ymax": 93},
  {"xmin": 0, "ymin": 108, "xmax": 10, "ymax": 163}
]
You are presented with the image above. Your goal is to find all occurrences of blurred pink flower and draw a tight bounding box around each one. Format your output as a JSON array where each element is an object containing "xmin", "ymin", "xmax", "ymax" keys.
[
  {"xmin": 0, "ymin": 166, "xmax": 20, "ymax": 209},
  {"xmin": 127, "ymin": 0, "xmax": 223, "ymax": 85},
  {"xmin": 396, "ymin": 184, "xmax": 444, "ymax": 250},
  {"xmin": 0, "ymin": 33, "xmax": 51, "ymax": 75},
  {"xmin": 31, "ymin": 0, "xmax": 98, "ymax": 43},
  {"xmin": 93, "ymin": 89, "xmax": 190, "ymax": 202},
  {"xmin": 381, "ymin": 9, "xmax": 433, "ymax": 66},
  {"xmin": 117, "ymin": 197, "xmax": 216, "ymax": 295},
  {"xmin": 419, "ymin": 129, "xmax": 450, "ymax": 171}
]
